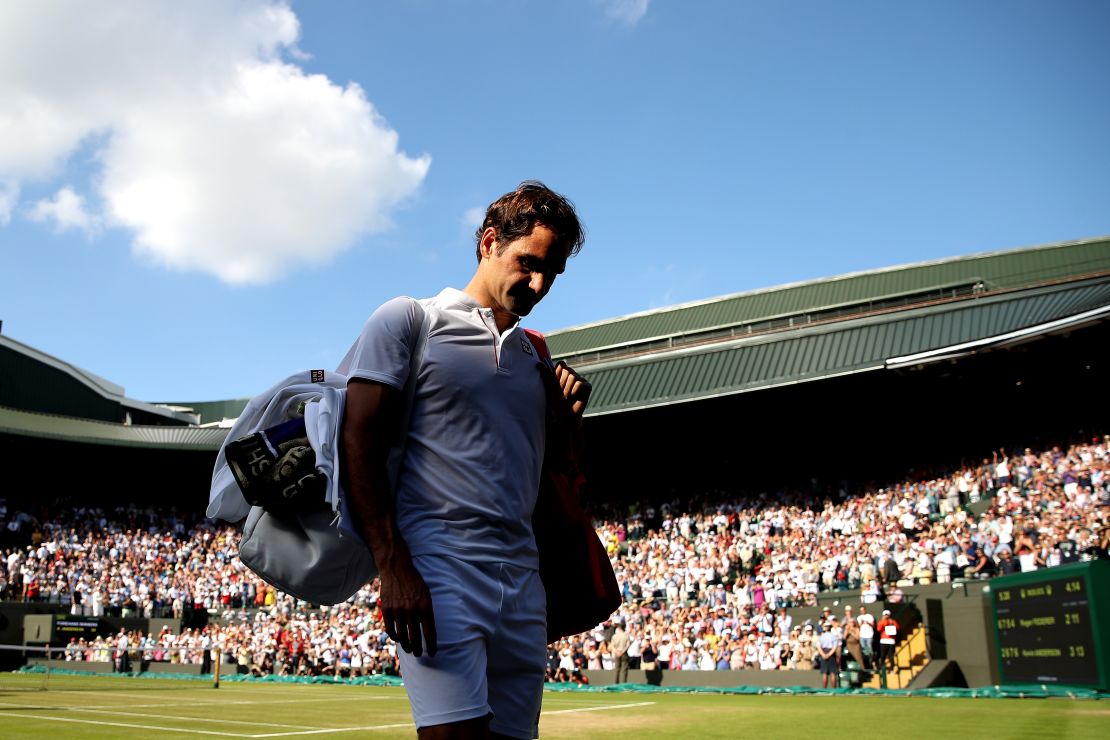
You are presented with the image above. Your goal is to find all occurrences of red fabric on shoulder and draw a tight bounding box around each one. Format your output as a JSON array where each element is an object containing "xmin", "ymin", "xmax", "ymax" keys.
[{"xmin": 523, "ymin": 328, "xmax": 551, "ymax": 363}]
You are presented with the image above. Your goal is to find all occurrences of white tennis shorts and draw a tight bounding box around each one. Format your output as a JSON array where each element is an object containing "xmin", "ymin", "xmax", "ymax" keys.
[{"xmin": 399, "ymin": 554, "xmax": 547, "ymax": 739}]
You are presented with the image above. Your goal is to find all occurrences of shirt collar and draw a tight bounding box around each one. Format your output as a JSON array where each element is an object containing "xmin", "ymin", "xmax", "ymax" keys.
[
  {"xmin": 436, "ymin": 287, "xmax": 478, "ymax": 308},
  {"xmin": 436, "ymin": 287, "xmax": 522, "ymax": 334}
]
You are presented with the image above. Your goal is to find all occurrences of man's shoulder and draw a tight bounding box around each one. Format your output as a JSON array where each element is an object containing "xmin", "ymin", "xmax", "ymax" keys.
[
  {"xmin": 350, "ymin": 295, "xmax": 428, "ymax": 340},
  {"xmin": 422, "ymin": 288, "xmax": 477, "ymax": 313}
]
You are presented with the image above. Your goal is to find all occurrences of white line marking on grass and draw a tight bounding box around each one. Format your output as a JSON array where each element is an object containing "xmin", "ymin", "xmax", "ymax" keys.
[
  {"xmin": 0, "ymin": 712, "xmax": 255, "ymax": 736},
  {"xmin": 543, "ymin": 701, "xmax": 656, "ymax": 715},
  {"xmin": 2, "ymin": 708, "xmax": 417, "ymax": 738},
  {"xmin": 203, "ymin": 694, "xmax": 393, "ymax": 701},
  {"xmin": 67, "ymin": 707, "xmax": 318, "ymax": 729},
  {"xmin": 73, "ymin": 696, "xmax": 393, "ymax": 709},
  {"xmin": 246, "ymin": 723, "xmax": 414, "ymax": 737},
  {"xmin": 0, "ymin": 695, "xmax": 394, "ymax": 711},
  {"xmin": 93, "ymin": 687, "xmax": 214, "ymax": 701},
  {"xmin": 31, "ymin": 689, "xmax": 222, "ymax": 703}
]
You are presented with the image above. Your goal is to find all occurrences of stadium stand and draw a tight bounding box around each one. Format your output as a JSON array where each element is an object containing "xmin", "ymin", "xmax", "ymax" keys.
[{"xmin": 1, "ymin": 435, "xmax": 1105, "ymax": 686}]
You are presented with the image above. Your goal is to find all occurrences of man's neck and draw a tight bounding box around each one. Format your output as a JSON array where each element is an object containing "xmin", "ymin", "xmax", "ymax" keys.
[{"xmin": 461, "ymin": 281, "xmax": 517, "ymax": 333}]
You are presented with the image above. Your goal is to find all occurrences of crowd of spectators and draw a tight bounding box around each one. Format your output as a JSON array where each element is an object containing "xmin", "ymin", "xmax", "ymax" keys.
[
  {"xmin": 58, "ymin": 610, "xmax": 400, "ymax": 680},
  {"xmin": 571, "ymin": 435, "xmax": 1107, "ymax": 674},
  {"xmin": 2, "ymin": 434, "xmax": 1107, "ymax": 678}
]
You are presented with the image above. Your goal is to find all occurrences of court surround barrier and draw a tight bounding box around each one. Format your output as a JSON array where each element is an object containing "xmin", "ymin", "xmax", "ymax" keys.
[
  {"xmin": 17, "ymin": 665, "xmax": 1106, "ymax": 699},
  {"xmin": 546, "ymin": 681, "xmax": 1107, "ymax": 699}
]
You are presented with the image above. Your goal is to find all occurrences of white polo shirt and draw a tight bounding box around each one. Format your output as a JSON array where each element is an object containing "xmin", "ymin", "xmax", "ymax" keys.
[{"xmin": 337, "ymin": 288, "xmax": 546, "ymax": 568}]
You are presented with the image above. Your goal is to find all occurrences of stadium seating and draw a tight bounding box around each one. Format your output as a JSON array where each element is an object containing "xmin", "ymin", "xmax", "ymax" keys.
[{"xmin": 0, "ymin": 435, "xmax": 1105, "ymax": 679}]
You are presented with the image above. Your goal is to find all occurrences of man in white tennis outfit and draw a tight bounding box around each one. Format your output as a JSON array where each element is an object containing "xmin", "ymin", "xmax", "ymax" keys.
[{"xmin": 340, "ymin": 182, "xmax": 589, "ymax": 739}]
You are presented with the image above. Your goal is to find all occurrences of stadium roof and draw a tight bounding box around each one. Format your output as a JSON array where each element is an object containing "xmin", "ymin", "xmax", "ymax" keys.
[
  {"xmin": 0, "ymin": 334, "xmax": 200, "ymax": 426},
  {"xmin": 578, "ymin": 277, "xmax": 1109, "ymax": 416},
  {"xmin": 0, "ymin": 404, "xmax": 227, "ymax": 451},
  {"xmin": 161, "ymin": 398, "xmax": 250, "ymax": 426},
  {"xmin": 547, "ymin": 236, "xmax": 1110, "ymax": 359},
  {"xmin": 538, "ymin": 237, "xmax": 1110, "ymax": 416}
]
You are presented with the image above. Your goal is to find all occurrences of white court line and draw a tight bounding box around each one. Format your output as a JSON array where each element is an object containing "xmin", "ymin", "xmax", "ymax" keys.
[
  {"xmin": 31, "ymin": 689, "xmax": 221, "ymax": 703},
  {"xmin": 235, "ymin": 687, "xmax": 403, "ymax": 692},
  {"xmin": 0, "ymin": 695, "xmax": 391, "ymax": 711},
  {"xmin": 236, "ymin": 705, "xmax": 657, "ymax": 740},
  {"xmin": 3, "ymin": 702, "xmax": 655, "ymax": 739},
  {"xmin": 543, "ymin": 701, "xmax": 656, "ymax": 715},
  {"xmin": 32, "ymin": 689, "xmax": 177, "ymax": 699},
  {"xmin": 248, "ymin": 724, "xmax": 413, "ymax": 737},
  {"xmin": 246, "ymin": 702, "xmax": 656, "ymax": 738},
  {"xmin": 2, "ymin": 709, "xmax": 416, "ymax": 738},
  {"xmin": 0, "ymin": 712, "xmax": 254, "ymax": 737},
  {"xmin": 35, "ymin": 687, "xmax": 380, "ymax": 700},
  {"xmin": 72, "ymin": 701, "xmax": 390, "ymax": 710},
  {"xmin": 67, "ymin": 706, "xmax": 318, "ymax": 729}
]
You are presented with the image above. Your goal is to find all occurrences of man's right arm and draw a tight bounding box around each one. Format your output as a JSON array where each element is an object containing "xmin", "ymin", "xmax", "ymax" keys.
[{"xmin": 341, "ymin": 378, "xmax": 436, "ymax": 658}]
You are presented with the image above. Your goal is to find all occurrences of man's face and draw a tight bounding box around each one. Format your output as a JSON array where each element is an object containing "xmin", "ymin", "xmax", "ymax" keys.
[{"xmin": 479, "ymin": 224, "xmax": 566, "ymax": 318}]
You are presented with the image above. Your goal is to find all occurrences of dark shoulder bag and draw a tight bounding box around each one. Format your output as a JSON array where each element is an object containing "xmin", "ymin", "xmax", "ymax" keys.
[{"xmin": 525, "ymin": 329, "xmax": 622, "ymax": 643}]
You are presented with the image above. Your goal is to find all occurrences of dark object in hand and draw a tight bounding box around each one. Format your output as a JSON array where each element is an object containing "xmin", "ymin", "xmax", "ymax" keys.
[{"xmin": 225, "ymin": 416, "xmax": 326, "ymax": 517}]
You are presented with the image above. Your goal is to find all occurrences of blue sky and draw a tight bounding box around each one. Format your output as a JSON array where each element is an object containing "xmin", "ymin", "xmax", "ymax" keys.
[{"xmin": 2, "ymin": 0, "xmax": 1108, "ymax": 404}]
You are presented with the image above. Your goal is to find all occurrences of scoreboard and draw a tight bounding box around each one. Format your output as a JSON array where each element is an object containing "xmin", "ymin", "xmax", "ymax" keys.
[
  {"xmin": 53, "ymin": 616, "xmax": 102, "ymax": 642},
  {"xmin": 991, "ymin": 560, "xmax": 1109, "ymax": 689}
]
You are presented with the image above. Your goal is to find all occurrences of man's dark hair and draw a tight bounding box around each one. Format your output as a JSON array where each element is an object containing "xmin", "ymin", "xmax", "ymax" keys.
[{"xmin": 474, "ymin": 180, "xmax": 585, "ymax": 263}]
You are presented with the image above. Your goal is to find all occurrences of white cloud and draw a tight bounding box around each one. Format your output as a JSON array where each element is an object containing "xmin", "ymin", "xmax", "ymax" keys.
[
  {"xmin": 598, "ymin": 0, "xmax": 650, "ymax": 26},
  {"xmin": 0, "ymin": 1, "xmax": 429, "ymax": 284},
  {"xmin": 29, "ymin": 186, "xmax": 99, "ymax": 235},
  {"xmin": 462, "ymin": 206, "xmax": 485, "ymax": 230},
  {"xmin": 0, "ymin": 180, "xmax": 17, "ymax": 225}
]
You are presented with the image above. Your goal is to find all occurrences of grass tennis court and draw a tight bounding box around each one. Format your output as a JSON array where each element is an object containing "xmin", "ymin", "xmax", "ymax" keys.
[{"xmin": 0, "ymin": 673, "xmax": 1106, "ymax": 739}]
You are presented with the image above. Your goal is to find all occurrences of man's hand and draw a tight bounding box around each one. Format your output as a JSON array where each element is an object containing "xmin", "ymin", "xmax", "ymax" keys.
[
  {"xmin": 379, "ymin": 558, "xmax": 437, "ymax": 658},
  {"xmin": 539, "ymin": 361, "xmax": 591, "ymax": 466},
  {"xmin": 552, "ymin": 361, "xmax": 591, "ymax": 417}
]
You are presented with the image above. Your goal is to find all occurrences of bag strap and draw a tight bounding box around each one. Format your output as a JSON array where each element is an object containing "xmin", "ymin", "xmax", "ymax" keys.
[
  {"xmin": 523, "ymin": 327, "xmax": 565, "ymax": 449},
  {"xmin": 523, "ymin": 328, "xmax": 555, "ymax": 370},
  {"xmin": 385, "ymin": 299, "xmax": 428, "ymax": 490}
]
